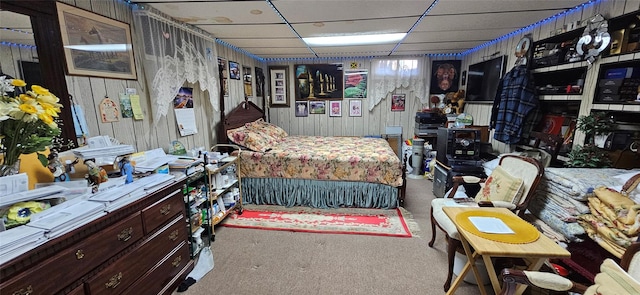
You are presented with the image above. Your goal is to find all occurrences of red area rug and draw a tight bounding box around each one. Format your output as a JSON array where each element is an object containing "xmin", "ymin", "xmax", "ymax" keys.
[{"xmin": 221, "ymin": 204, "xmax": 418, "ymax": 237}]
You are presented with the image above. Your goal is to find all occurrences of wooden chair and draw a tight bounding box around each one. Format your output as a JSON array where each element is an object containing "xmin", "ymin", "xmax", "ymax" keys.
[
  {"xmin": 428, "ymin": 155, "xmax": 545, "ymax": 291},
  {"xmin": 499, "ymin": 242, "xmax": 640, "ymax": 294}
]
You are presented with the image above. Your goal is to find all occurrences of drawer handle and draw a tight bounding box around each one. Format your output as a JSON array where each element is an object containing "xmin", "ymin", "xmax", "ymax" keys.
[
  {"xmin": 118, "ymin": 227, "xmax": 133, "ymax": 242},
  {"xmin": 105, "ymin": 272, "xmax": 123, "ymax": 289},
  {"xmin": 160, "ymin": 204, "xmax": 171, "ymax": 215},
  {"xmin": 76, "ymin": 249, "xmax": 85, "ymax": 260},
  {"xmin": 12, "ymin": 285, "xmax": 33, "ymax": 295},
  {"xmin": 169, "ymin": 229, "xmax": 179, "ymax": 241},
  {"xmin": 172, "ymin": 256, "xmax": 182, "ymax": 267}
]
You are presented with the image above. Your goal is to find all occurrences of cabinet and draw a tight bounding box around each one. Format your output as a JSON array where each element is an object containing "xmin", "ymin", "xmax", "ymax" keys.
[
  {"xmin": 593, "ymin": 60, "xmax": 640, "ymax": 104},
  {"xmin": 206, "ymin": 144, "xmax": 243, "ymax": 238},
  {"xmin": 0, "ymin": 179, "xmax": 192, "ymax": 295}
]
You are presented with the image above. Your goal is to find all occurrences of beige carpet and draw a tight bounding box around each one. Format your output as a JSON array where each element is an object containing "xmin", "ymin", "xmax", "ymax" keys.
[{"xmin": 174, "ymin": 178, "xmax": 493, "ymax": 295}]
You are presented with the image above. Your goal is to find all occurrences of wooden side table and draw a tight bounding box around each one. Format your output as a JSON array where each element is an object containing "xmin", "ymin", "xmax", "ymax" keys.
[{"xmin": 443, "ymin": 207, "xmax": 571, "ymax": 295}]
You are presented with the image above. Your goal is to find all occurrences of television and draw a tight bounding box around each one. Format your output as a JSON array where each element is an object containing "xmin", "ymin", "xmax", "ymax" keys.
[{"xmin": 465, "ymin": 55, "xmax": 507, "ymax": 102}]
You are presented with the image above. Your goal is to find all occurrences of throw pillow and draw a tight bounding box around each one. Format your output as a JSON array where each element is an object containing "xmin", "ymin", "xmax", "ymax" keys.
[
  {"xmin": 474, "ymin": 165, "xmax": 524, "ymax": 205},
  {"xmin": 248, "ymin": 119, "xmax": 288, "ymax": 140},
  {"xmin": 227, "ymin": 124, "xmax": 277, "ymax": 152}
]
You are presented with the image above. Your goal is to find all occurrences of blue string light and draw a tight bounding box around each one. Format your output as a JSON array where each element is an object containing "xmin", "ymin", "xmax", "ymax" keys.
[{"xmin": 117, "ymin": 0, "xmax": 602, "ymax": 61}]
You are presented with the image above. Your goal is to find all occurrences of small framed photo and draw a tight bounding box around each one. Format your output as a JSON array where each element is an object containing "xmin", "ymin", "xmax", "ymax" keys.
[
  {"xmin": 309, "ymin": 101, "xmax": 326, "ymax": 114},
  {"xmin": 329, "ymin": 101, "xmax": 342, "ymax": 117},
  {"xmin": 391, "ymin": 94, "xmax": 405, "ymax": 112},
  {"xmin": 295, "ymin": 101, "xmax": 309, "ymax": 117},
  {"xmin": 349, "ymin": 99, "xmax": 362, "ymax": 117},
  {"xmin": 269, "ymin": 66, "xmax": 289, "ymax": 107},
  {"xmin": 229, "ymin": 61, "xmax": 240, "ymax": 80}
]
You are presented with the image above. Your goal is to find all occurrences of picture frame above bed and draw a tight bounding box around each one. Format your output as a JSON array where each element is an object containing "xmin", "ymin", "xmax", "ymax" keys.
[{"xmin": 269, "ymin": 66, "xmax": 290, "ymax": 107}]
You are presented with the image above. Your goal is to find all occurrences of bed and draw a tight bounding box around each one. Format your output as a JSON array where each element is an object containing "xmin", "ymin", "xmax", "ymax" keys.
[{"xmin": 221, "ymin": 101, "xmax": 405, "ymax": 209}]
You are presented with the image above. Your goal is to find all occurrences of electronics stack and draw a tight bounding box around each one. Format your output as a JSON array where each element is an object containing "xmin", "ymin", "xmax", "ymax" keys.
[{"xmin": 433, "ymin": 127, "xmax": 486, "ymax": 198}]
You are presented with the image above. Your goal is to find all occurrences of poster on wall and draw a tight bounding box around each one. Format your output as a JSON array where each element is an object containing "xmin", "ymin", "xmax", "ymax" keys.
[
  {"xmin": 309, "ymin": 101, "xmax": 326, "ymax": 114},
  {"xmin": 343, "ymin": 69, "xmax": 367, "ymax": 99},
  {"xmin": 255, "ymin": 67, "xmax": 265, "ymax": 98},
  {"xmin": 174, "ymin": 87, "xmax": 198, "ymax": 136},
  {"xmin": 218, "ymin": 58, "xmax": 228, "ymax": 96},
  {"xmin": 229, "ymin": 61, "xmax": 240, "ymax": 80},
  {"xmin": 100, "ymin": 97, "xmax": 119, "ymax": 123},
  {"xmin": 243, "ymin": 66, "xmax": 252, "ymax": 98},
  {"xmin": 391, "ymin": 94, "xmax": 405, "ymax": 112},
  {"xmin": 349, "ymin": 99, "xmax": 362, "ymax": 117},
  {"xmin": 430, "ymin": 60, "xmax": 461, "ymax": 94},
  {"xmin": 329, "ymin": 101, "xmax": 342, "ymax": 117},
  {"xmin": 294, "ymin": 64, "xmax": 343, "ymax": 100},
  {"xmin": 295, "ymin": 101, "xmax": 309, "ymax": 117}
]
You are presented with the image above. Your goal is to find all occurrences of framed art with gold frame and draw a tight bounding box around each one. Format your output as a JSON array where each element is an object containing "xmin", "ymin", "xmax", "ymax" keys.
[
  {"xmin": 269, "ymin": 66, "xmax": 290, "ymax": 107},
  {"xmin": 56, "ymin": 2, "xmax": 137, "ymax": 80}
]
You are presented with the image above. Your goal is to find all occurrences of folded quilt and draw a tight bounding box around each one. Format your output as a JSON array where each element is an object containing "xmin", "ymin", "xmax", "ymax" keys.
[{"xmin": 544, "ymin": 168, "xmax": 632, "ymax": 201}]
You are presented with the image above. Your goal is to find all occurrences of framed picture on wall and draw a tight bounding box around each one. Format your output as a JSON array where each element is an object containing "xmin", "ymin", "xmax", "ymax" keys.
[
  {"xmin": 229, "ymin": 61, "xmax": 240, "ymax": 80},
  {"xmin": 343, "ymin": 69, "xmax": 367, "ymax": 98},
  {"xmin": 255, "ymin": 67, "xmax": 265, "ymax": 98},
  {"xmin": 430, "ymin": 60, "xmax": 461, "ymax": 94},
  {"xmin": 218, "ymin": 58, "xmax": 228, "ymax": 96},
  {"xmin": 329, "ymin": 101, "xmax": 342, "ymax": 117},
  {"xmin": 391, "ymin": 94, "xmax": 405, "ymax": 112},
  {"xmin": 349, "ymin": 99, "xmax": 362, "ymax": 117},
  {"xmin": 243, "ymin": 66, "xmax": 252, "ymax": 98},
  {"xmin": 294, "ymin": 63, "xmax": 343, "ymax": 100},
  {"xmin": 56, "ymin": 2, "xmax": 137, "ymax": 80},
  {"xmin": 269, "ymin": 66, "xmax": 289, "ymax": 107},
  {"xmin": 309, "ymin": 101, "xmax": 326, "ymax": 114},
  {"xmin": 295, "ymin": 101, "xmax": 309, "ymax": 117}
]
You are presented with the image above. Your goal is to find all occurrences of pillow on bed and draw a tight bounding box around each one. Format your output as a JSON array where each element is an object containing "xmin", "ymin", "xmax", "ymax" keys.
[
  {"xmin": 248, "ymin": 119, "xmax": 288, "ymax": 140},
  {"xmin": 474, "ymin": 165, "xmax": 525, "ymax": 205},
  {"xmin": 227, "ymin": 125, "xmax": 277, "ymax": 152}
]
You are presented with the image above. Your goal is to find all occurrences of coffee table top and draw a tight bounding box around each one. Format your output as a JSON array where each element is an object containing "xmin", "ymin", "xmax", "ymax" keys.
[{"xmin": 443, "ymin": 207, "xmax": 570, "ymax": 258}]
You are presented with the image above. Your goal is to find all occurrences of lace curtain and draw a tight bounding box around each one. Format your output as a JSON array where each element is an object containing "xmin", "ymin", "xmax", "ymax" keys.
[
  {"xmin": 368, "ymin": 56, "xmax": 430, "ymax": 111},
  {"xmin": 132, "ymin": 7, "xmax": 220, "ymax": 125}
]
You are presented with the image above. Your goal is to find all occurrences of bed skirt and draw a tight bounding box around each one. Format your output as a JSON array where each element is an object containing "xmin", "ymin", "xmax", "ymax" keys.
[{"xmin": 241, "ymin": 177, "xmax": 399, "ymax": 209}]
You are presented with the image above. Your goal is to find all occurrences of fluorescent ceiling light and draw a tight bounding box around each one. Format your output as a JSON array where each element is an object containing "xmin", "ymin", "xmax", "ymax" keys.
[
  {"xmin": 303, "ymin": 33, "xmax": 406, "ymax": 47},
  {"xmin": 65, "ymin": 44, "xmax": 130, "ymax": 52}
]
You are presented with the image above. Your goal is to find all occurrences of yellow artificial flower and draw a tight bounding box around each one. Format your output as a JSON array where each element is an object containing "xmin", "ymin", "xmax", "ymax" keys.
[
  {"xmin": 38, "ymin": 112, "xmax": 57, "ymax": 128},
  {"xmin": 10, "ymin": 79, "xmax": 26, "ymax": 87},
  {"xmin": 19, "ymin": 94, "xmax": 34, "ymax": 102},
  {"xmin": 31, "ymin": 85, "xmax": 51, "ymax": 96},
  {"xmin": 40, "ymin": 102, "xmax": 61, "ymax": 117},
  {"xmin": 37, "ymin": 93, "xmax": 61, "ymax": 105}
]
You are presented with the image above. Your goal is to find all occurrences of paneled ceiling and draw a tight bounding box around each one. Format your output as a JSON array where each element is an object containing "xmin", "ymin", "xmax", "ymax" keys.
[
  {"xmin": 133, "ymin": 0, "xmax": 591, "ymax": 59},
  {"xmin": 1, "ymin": 0, "xmax": 593, "ymax": 59}
]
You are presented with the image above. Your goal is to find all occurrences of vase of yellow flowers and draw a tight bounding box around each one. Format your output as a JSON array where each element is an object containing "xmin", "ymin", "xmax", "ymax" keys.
[{"xmin": 0, "ymin": 76, "xmax": 62, "ymax": 176}]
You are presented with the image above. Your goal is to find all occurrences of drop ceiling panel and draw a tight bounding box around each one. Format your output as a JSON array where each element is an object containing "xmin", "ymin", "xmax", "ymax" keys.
[
  {"xmin": 404, "ymin": 29, "xmax": 514, "ymax": 44},
  {"xmin": 141, "ymin": 1, "xmax": 282, "ymax": 25},
  {"xmin": 292, "ymin": 18, "xmax": 416, "ymax": 37},
  {"xmin": 395, "ymin": 40, "xmax": 480, "ymax": 52},
  {"xmin": 198, "ymin": 24, "xmax": 294, "ymax": 39},
  {"xmin": 427, "ymin": 0, "xmax": 588, "ymax": 15},
  {"xmin": 226, "ymin": 38, "xmax": 308, "ymax": 49},
  {"xmin": 415, "ymin": 10, "xmax": 565, "ymax": 33},
  {"xmin": 311, "ymin": 44, "xmax": 397, "ymax": 54},
  {"xmin": 273, "ymin": 0, "xmax": 427, "ymax": 23}
]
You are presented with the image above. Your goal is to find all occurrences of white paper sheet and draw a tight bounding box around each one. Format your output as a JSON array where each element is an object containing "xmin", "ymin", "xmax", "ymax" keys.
[{"xmin": 468, "ymin": 216, "xmax": 515, "ymax": 234}]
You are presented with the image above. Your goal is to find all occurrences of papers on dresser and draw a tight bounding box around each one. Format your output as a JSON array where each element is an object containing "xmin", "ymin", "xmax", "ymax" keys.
[
  {"xmin": 132, "ymin": 148, "xmax": 173, "ymax": 173},
  {"xmin": 468, "ymin": 216, "xmax": 515, "ymax": 234},
  {"xmin": 73, "ymin": 144, "xmax": 135, "ymax": 165},
  {"xmin": 27, "ymin": 200, "xmax": 106, "ymax": 239},
  {"xmin": 0, "ymin": 185, "xmax": 67, "ymax": 208},
  {"xmin": 0, "ymin": 226, "xmax": 47, "ymax": 265},
  {"xmin": 89, "ymin": 173, "xmax": 176, "ymax": 212}
]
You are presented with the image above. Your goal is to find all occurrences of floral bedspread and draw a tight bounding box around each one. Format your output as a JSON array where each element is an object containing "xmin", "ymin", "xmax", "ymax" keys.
[{"xmin": 238, "ymin": 136, "xmax": 403, "ymax": 187}]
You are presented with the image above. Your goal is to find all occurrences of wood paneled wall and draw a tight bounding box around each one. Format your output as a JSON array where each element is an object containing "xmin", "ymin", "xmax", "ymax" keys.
[
  {"xmin": 266, "ymin": 58, "xmax": 435, "ymax": 141},
  {"xmin": 2, "ymin": 0, "xmax": 639, "ymax": 155}
]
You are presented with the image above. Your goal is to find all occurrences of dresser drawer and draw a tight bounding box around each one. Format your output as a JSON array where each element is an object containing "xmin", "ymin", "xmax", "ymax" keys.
[
  {"xmin": 121, "ymin": 242, "xmax": 190, "ymax": 295},
  {"xmin": 85, "ymin": 214, "xmax": 186, "ymax": 295},
  {"xmin": 67, "ymin": 284, "xmax": 86, "ymax": 295},
  {"xmin": 142, "ymin": 188, "xmax": 184, "ymax": 234},
  {"xmin": 0, "ymin": 213, "xmax": 143, "ymax": 295}
]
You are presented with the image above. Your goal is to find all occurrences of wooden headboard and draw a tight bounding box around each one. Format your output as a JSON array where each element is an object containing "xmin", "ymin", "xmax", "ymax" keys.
[{"xmin": 220, "ymin": 100, "xmax": 265, "ymax": 143}]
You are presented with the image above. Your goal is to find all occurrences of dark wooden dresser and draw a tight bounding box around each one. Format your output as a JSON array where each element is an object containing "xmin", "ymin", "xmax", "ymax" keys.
[{"xmin": 0, "ymin": 179, "xmax": 193, "ymax": 295}]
